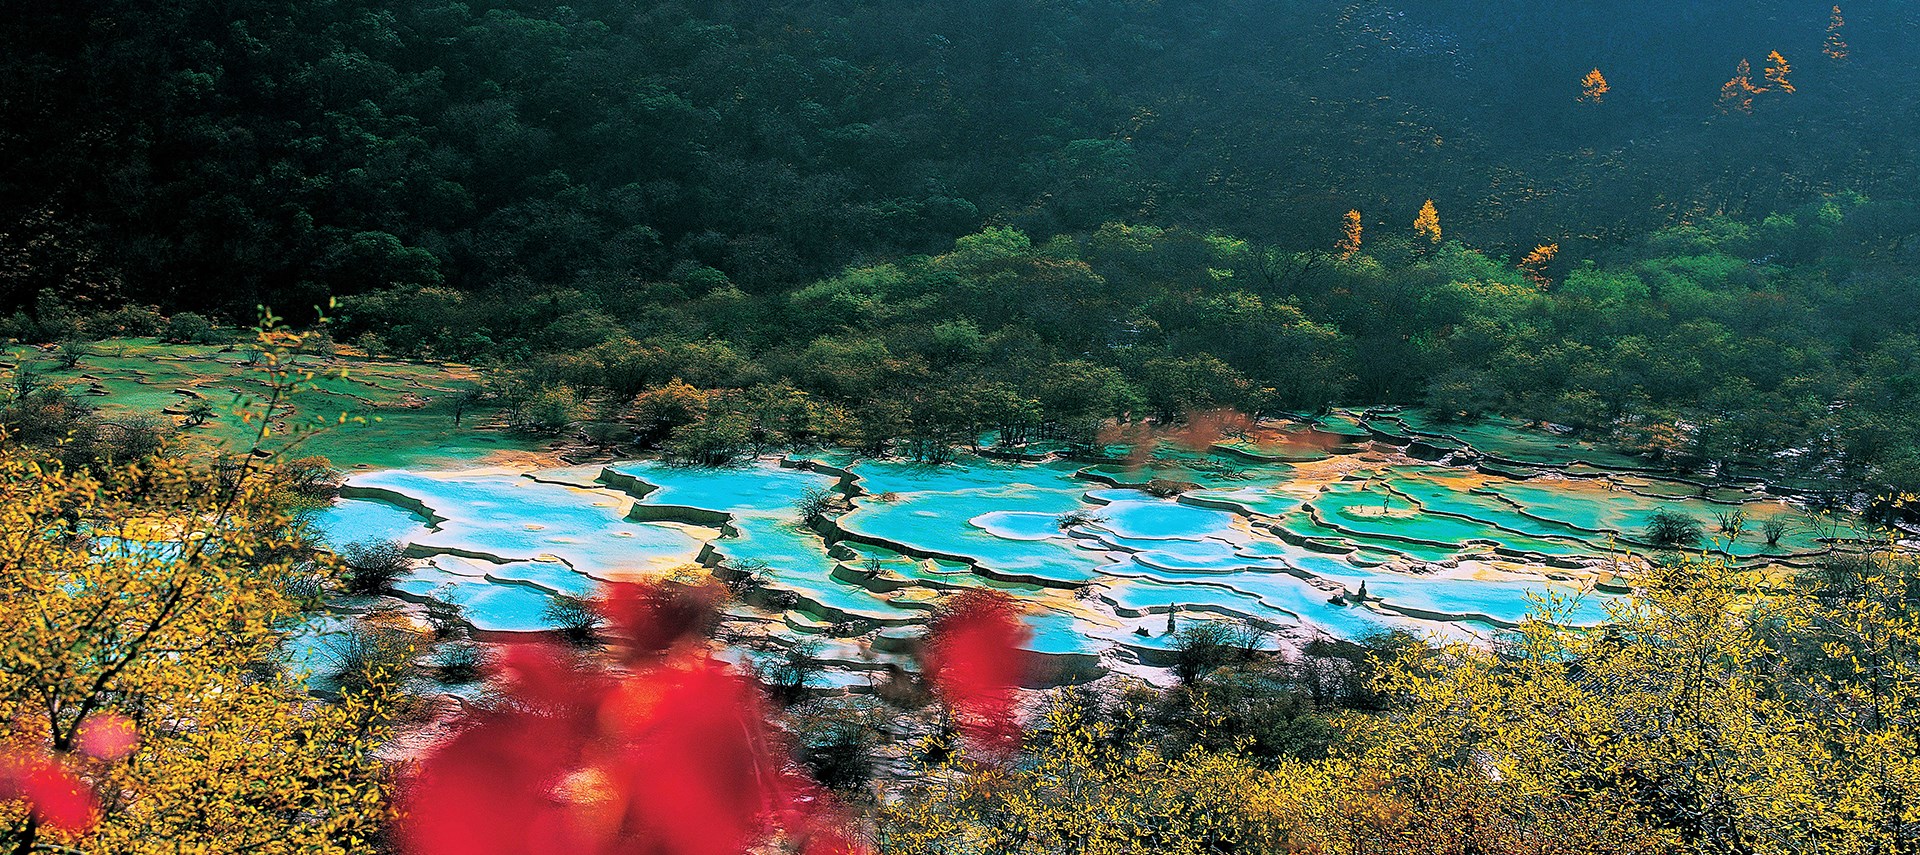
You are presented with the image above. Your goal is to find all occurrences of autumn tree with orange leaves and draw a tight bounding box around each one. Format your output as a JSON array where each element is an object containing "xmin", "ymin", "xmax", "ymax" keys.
[
  {"xmin": 1764, "ymin": 50, "xmax": 1795, "ymax": 93},
  {"xmin": 1336, "ymin": 210, "xmax": 1362, "ymax": 259},
  {"xmin": 1722, "ymin": 52, "xmax": 1795, "ymax": 113},
  {"xmin": 1519, "ymin": 244, "xmax": 1559, "ymax": 289},
  {"xmin": 1720, "ymin": 59, "xmax": 1762, "ymax": 113},
  {"xmin": 1579, "ymin": 69, "xmax": 1609, "ymax": 104},
  {"xmin": 1825, "ymin": 7, "xmax": 1848, "ymax": 60}
]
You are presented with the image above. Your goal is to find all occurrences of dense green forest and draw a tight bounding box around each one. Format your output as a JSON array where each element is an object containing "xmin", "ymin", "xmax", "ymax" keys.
[{"xmin": 5, "ymin": 0, "xmax": 1920, "ymax": 506}]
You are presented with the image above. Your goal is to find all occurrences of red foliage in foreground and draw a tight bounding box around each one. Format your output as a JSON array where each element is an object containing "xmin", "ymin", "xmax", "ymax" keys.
[
  {"xmin": 74, "ymin": 712, "xmax": 140, "ymax": 763},
  {"xmin": 397, "ymin": 583, "xmax": 858, "ymax": 855},
  {"xmin": 0, "ymin": 712, "xmax": 136, "ymax": 835},
  {"xmin": 399, "ymin": 581, "xmax": 1034, "ymax": 854},
  {"xmin": 922, "ymin": 589, "xmax": 1032, "ymax": 757},
  {"xmin": 0, "ymin": 748, "xmax": 100, "ymax": 836}
]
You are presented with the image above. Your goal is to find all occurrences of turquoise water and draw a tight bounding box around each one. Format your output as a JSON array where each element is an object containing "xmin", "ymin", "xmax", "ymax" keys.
[
  {"xmin": 307, "ymin": 415, "xmax": 1870, "ymax": 679},
  {"xmin": 305, "ymin": 498, "xmax": 433, "ymax": 547}
]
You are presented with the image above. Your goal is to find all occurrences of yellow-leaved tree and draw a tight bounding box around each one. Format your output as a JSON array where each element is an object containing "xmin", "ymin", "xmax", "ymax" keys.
[
  {"xmin": 1371, "ymin": 553, "xmax": 1920, "ymax": 854},
  {"xmin": 1720, "ymin": 59, "xmax": 1761, "ymax": 113},
  {"xmin": 1825, "ymin": 7, "xmax": 1849, "ymax": 60},
  {"xmin": 1519, "ymin": 243, "xmax": 1559, "ymax": 288},
  {"xmin": 1413, "ymin": 200, "xmax": 1441, "ymax": 245},
  {"xmin": 0, "ymin": 323, "xmax": 397, "ymax": 853},
  {"xmin": 1336, "ymin": 210, "xmax": 1363, "ymax": 259},
  {"xmin": 1580, "ymin": 68, "xmax": 1610, "ymax": 104},
  {"xmin": 1764, "ymin": 50, "xmax": 1795, "ymax": 93}
]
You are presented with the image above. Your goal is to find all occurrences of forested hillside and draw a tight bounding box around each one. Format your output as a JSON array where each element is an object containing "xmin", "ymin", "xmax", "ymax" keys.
[
  {"xmin": 4, "ymin": 0, "xmax": 1917, "ymax": 312},
  {"xmin": 6, "ymin": 0, "xmax": 1920, "ymax": 506}
]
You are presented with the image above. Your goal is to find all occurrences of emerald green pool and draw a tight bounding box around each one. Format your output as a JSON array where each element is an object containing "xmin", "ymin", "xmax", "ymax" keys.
[{"xmin": 7, "ymin": 338, "xmax": 536, "ymax": 470}]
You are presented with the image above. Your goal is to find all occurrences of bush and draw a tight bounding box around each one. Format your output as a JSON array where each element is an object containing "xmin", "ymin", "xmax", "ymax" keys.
[
  {"xmin": 543, "ymin": 593, "xmax": 605, "ymax": 647},
  {"xmin": 1056, "ymin": 509, "xmax": 1107, "ymax": 530},
  {"xmin": 82, "ymin": 304, "xmax": 163, "ymax": 337},
  {"xmin": 434, "ymin": 643, "xmax": 487, "ymax": 684},
  {"xmin": 757, "ymin": 639, "xmax": 823, "ymax": 705},
  {"xmin": 1295, "ymin": 631, "xmax": 1419, "ymax": 711},
  {"xmin": 164, "ymin": 312, "xmax": 215, "ymax": 344},
  {"xmin": 98, "ymin": 414, "xmax": 170, "ymax": 463},
  {"xmin": 828, "ymin": 618, "xmax": 875, "ymax": 638},
  {"xmin": 508, "ymin": 383, "xmax": 586, "ymax": 436},
  {"xmin": 424, "ymin": 595, "xmax": 466, "ymax": 639},
  {"xmin": 1152, "ymin": 668, "xmax": 1336, "ymax": 763},
  {"xmin": 795, "ymin": 486, "xmax": 837, "ymax": 526},
  {"xmin": 339, "ymin": 540, "xmax": 414, "ymax": 595},
  {"xmin": 663, "ymin": 410, "xmax": 754, "ymax": 465},
  {"xmin": 765, "ymin": 589, "xmax": 802, "ymax": 610},
  {"xmin": 180, "ymin": 397, "xmax": 216, "ymax": 427},
  {"xmin": 327, "ymin": 624, "xmax": 417, "ymax": 696},
  {"xmin": 1714, "ymin": 508, "xmax": 1748, "ymax": 537},
  {"xmin": 1762, "ymin": 517, "xmax": 1791, "ymax": 547},
  {"xmin": 1644, "ymin": 509, "xmax": 1704, "ymax": 549},
  {"xmin": 797, "ymin": 720, "xmax": 872, "ymax": 793},
  {"xmin": 275, "ymin": 455, "xmax": 341, "ymax": 503},
  {"xmin": 1172, "ymin": 621, "xmax": 1247, "ymax": 685},
  {"xmin": 280, "ymin": 573, "xmax": 327, "ymax": 610},
  {"xmin": 721, "ymin": 558, "xmax": 771, "ymax": 599},
  {"xmin": 56, "ymin": 338, "xmax": 88, "ymax": 368},
  {"xmin": 1146, "ymin": 478, "xmax": 1199, "ymax": 498}
]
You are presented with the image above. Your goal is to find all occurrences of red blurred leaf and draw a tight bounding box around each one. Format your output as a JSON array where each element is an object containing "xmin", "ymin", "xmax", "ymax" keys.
[
  {"xmin": 597, "ymin": 658, "xmax": 804, "ymax": 855},
  {"xmin": 921, "ymin": 589, "xmax": 1032, "ymax": 757},
  {"xmin": 399, "ymin": 582, "xmax": 866, "ymax": 855},
  {"xmin": 75, "ymin": 713, "xmax": 139, "ymax": 762},
  {"xmin": 0, "ymin": 750, "xmax": 99, "ymax": 835},
  {"xmin": 397, "ymin": 646, "xmax": 610, "ymax": 855},
  {"xmin": 597, "ymin": 582, "xmax": 723, "ymax": 663}
]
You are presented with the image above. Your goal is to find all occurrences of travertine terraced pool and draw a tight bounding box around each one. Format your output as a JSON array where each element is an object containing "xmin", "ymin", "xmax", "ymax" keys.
[{"xmin": 294, "ymin": 411, "xmax": 1880, "ymax": 687}]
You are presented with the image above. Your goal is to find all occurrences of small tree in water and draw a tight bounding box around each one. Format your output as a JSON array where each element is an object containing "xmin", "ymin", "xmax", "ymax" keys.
[
  {"xmin": 795, "ymin": 486, "xmax": 837, "ymax": 526},
  {"xmin": 339, "ymin": 540, "xmax": 414, "ymax": 595},
  {"xmin": 1645, "ymin": 509, "xmax": 1704, "ymax": 549},
  {"xmin": 1763, "ymin": 517, "xmax": 1791, "ymax": 547},
  {"xmin": 1056, "ymin": 509, "xmax": 1106, "ymax": 530},
  {"xmin": 544, "ymin": 593, "xmax": 605, "ymax": 647},
  {"xmin": 57, "ymin": 338, "xmax": 88, "ymax": 368},
  {"xmin": 757, "ymin": 638, "xmax": 823, "ymax": 705}
]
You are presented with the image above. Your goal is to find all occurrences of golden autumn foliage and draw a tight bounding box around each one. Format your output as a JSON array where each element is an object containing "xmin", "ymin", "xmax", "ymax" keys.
[
  {"xmin": 1826, "ymin": 7, "xmax": 1849, "ymax": 59},
  {"xmin": 881, "ymin": 553, "xmax": 1920, "ymax": 855},
  {"xmin": 1519, "ymin": 243, "xmax": 1559, "ymax": 289},
  {"xmin": 880, "ymin": 692, "xmax": 1672, "ymax": 855},
  {"xmin": 1765, "ymin": 50, "xmax": 1795, "ymax": 93},
  {"xmin": 1720, "ymin": 59, "xmax": 1761, "ymax": 113},
  {"xmin": 0, "ymin": 325, "xmax": 397, "ymax": 853},
  {"xmin": 1336, "ymin": 210, "xmax": 1362, "ymax": 259},
  {"xmin": 0, "ymin": 453, "xmax": 397, "ymax": 853},
  {"xmin": 1723, "ymin": 51, "xmax": 1795, "ymax": 113},
  {"xmin": 1413, "ymin": 200, "xmax": 1441, "ymax": 245},
  {"xmin": 1579, "ymin": 68, "xmax": 1610, "ymax": 104}
]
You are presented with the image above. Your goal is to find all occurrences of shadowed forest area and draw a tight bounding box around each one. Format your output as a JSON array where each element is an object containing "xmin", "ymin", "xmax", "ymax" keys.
[{"xmin": 6, "ymin": 1, "xmax": 1920, "ymax": 507}]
